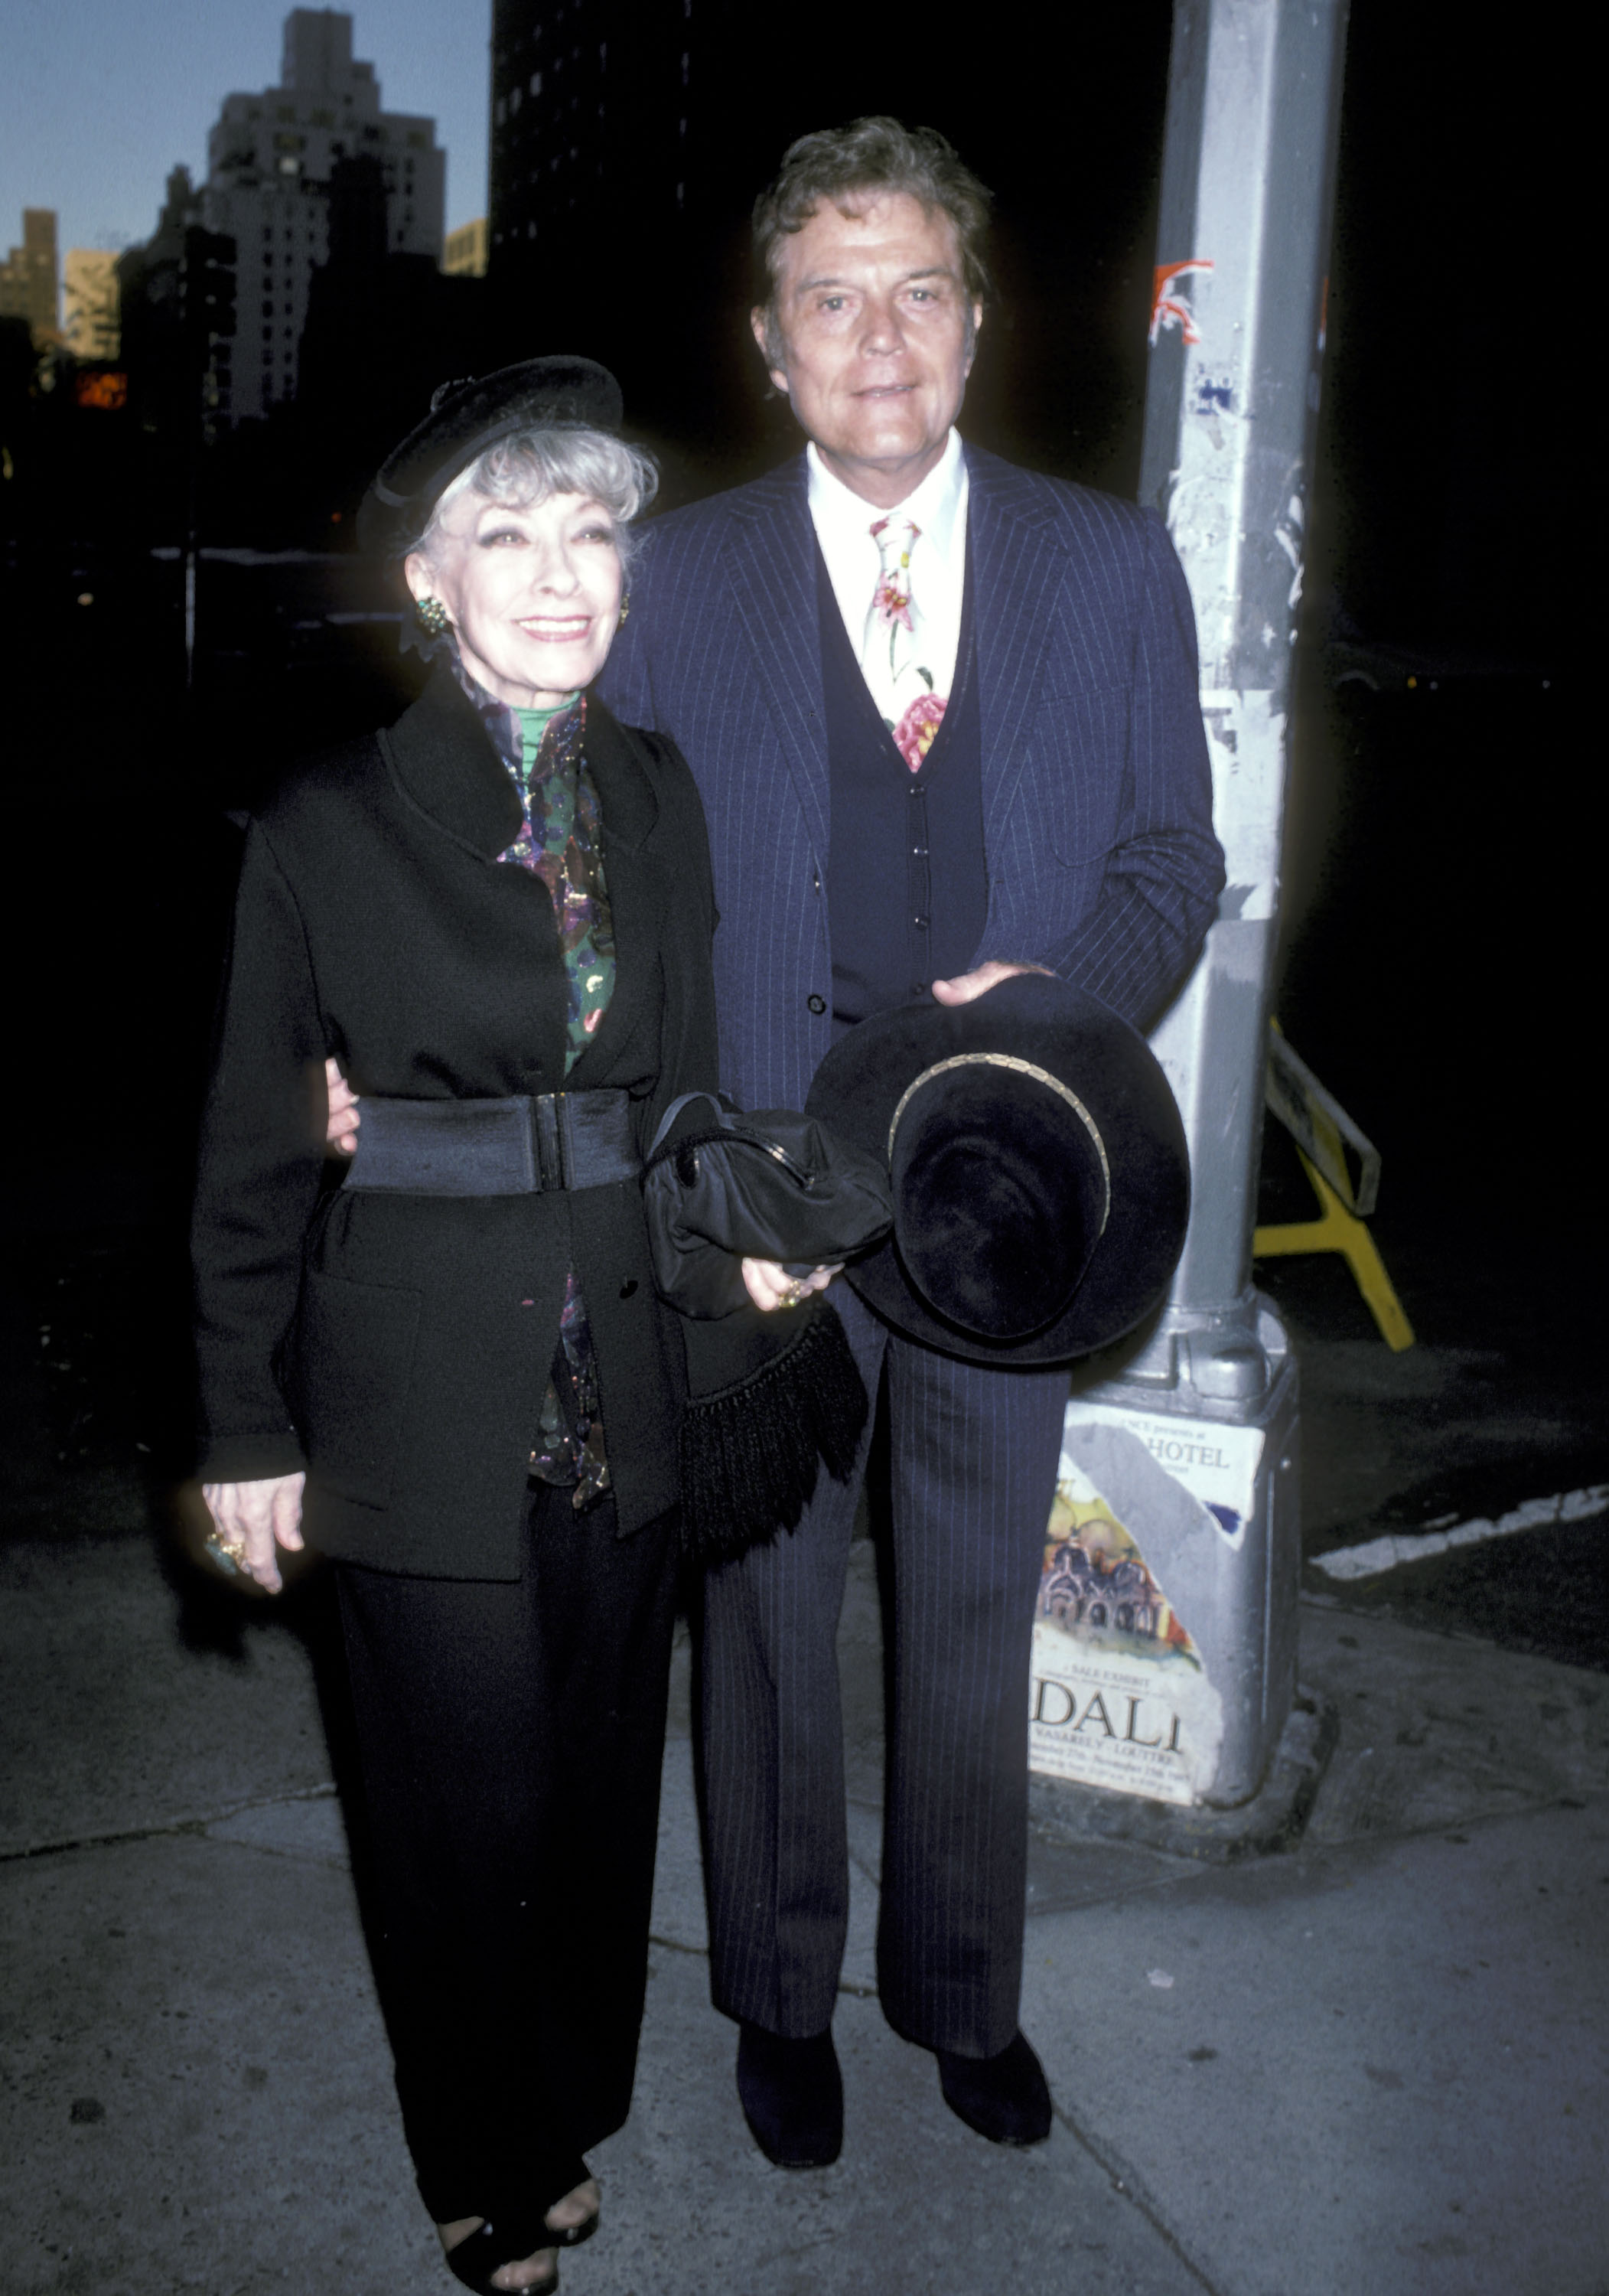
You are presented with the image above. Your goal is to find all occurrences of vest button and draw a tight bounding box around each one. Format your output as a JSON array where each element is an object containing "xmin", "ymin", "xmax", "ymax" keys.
[
  {"xmin": 807, "ymin": 993, "xmax": 826, "ymax": 1016},
  {"xmin": 619, "ymin": 1278, "xmax": 638, "ymax": 1299}
]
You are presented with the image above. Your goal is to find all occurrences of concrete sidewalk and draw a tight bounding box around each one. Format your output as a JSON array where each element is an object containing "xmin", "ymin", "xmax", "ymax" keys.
[{"xmin": 2, "ymin": 1517, "xmax": 1606, "ymax": 2296}]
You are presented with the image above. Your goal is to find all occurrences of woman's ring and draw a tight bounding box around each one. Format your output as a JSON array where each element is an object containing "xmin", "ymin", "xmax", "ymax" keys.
[
  {"xmin": 782, "ymin": 1281, "xmax": 807, "ymax": 1309},
  {"xmin": 205, "ymin": 1533, "xmax": 249, "ymax": 1576}
]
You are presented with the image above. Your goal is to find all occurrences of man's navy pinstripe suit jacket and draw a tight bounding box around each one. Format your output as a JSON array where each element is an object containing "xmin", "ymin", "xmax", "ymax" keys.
[
  {"xmin": 599, "ymin": 441, "xmax": 1225, "ymax": 1097},
  {"xmin": 600, "ymin": 439, "xmax": 1225, "ymax": 2047}
]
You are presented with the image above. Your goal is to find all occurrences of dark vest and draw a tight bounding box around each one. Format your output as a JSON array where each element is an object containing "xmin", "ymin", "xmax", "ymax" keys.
[{"xmin": 819, "ymin": 536, "xmax": 987, "ymax": 1035}]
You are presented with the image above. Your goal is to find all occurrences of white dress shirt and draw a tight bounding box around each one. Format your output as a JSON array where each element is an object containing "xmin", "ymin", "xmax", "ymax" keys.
[{"xmin": 806, "ymin": 429, "xmax": 970, "ymax": 711}]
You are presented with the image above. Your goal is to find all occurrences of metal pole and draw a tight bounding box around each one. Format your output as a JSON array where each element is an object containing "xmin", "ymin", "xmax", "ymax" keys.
[
  {"xmin": 1042, "ymin": 0, "xmax": 1350, "ymax": 1809},
  {"xmin": 1141, "ymin": 0, "xmax": 1349, "ymax": 1324}
]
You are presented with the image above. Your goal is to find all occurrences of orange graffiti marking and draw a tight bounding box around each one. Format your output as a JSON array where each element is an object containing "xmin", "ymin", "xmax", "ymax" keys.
[{"xmin": 1150, "ymin": 258, "xmax": 1215, "ymax": 347}]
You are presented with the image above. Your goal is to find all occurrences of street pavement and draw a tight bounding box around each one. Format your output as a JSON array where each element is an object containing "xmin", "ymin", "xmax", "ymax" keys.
[{"xmin": 3, "ymin": 1427, "xmax": 1606, "ymax": 2296}]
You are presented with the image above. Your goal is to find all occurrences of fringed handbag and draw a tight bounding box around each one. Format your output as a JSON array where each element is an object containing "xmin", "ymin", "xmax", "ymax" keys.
[
  {"xmin": 643, "ymin": 1092, "xmax": 892, "ymax": 1566},
  {"xmin": 676, "ymin": 1300, "xmax": 870, "ymax": 1567}
]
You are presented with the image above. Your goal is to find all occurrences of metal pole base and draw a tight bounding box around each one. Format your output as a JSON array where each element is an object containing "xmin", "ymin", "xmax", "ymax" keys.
[
  {"xmin": 1031, "ymin": 1293, "xmax": 1300, "ymax": 1809},
  {"xmin": 1031, "ymin": 1679, "xmax": 1337, "ymax": 1862}
]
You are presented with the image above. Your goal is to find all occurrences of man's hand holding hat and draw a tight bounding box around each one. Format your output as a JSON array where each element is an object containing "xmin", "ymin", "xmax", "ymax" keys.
[{"xmin": 930, "ymin": 959, "xmax": 1054, "ymax": 1006}]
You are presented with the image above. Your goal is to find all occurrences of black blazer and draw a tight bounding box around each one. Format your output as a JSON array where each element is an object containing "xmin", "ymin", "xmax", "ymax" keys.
[{"xmin": 191, "ymin": 669, "xmax": 721, "ymax": 1579}]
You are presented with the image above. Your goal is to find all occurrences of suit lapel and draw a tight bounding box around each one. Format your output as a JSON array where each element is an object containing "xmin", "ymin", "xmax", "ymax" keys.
[
  {"xmin": 380, "ymin": 666, "xmax": 526, "ymax": 859},
  {"xmin": 966, "ymin": 445, "xmax": 1067, "ymax": 853},
  {"xmin": 721, "ymin": 458, "xmax": 832, "ymax": 864},
  {"xmin": 712, "ymin": 448, "xmax": 1070, "ymax": 889}
]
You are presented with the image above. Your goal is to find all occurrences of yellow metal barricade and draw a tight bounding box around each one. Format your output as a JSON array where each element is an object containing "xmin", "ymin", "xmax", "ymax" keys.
[{"xmin": 1252, "ymin": 1026, "xmax": 1415, "ymax": 1351}]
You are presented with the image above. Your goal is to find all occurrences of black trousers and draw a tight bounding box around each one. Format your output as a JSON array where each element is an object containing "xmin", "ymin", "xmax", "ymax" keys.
[{"xmin": 334, "ymin": 1485, "xmax": 679, "ymax": 2223}]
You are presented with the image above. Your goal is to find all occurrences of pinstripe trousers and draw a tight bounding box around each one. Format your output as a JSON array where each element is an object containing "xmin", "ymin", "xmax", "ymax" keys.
[{"xmin": 698, "ymin": 1283, "xmax": 1069, "ymax": 2057}]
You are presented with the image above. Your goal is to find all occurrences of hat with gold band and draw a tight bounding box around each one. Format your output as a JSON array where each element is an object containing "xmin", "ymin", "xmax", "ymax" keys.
[{"xmin": 804, "ymin": 974, "xmax": 1188, "ymax": 1364}]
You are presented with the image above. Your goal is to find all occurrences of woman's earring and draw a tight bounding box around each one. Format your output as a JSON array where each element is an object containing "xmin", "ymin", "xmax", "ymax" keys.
[
  {"xmin": 617, "ymin": 595, "xmax": 630, "ymax": 628},
  {"xmin": 414, "ymin": 595, "xmax": 451, "ymax": 638}
]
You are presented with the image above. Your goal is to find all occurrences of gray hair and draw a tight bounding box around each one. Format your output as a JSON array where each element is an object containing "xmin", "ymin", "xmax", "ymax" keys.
[
  {"xmin": 415, "ymin": 425, "xmax": 659, "ymax": 572},
  {"xmin": 753, "ymin": 116, "xmax": 993, "ymax": 370}
]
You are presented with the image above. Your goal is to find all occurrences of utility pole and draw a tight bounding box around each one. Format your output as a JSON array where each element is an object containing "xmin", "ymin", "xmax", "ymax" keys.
[
  {"xmin": 1041, "ymin": 1, "xmax": 1350, "ymax": 1811},
  {"xmin": 179, "ymin": 227, "xmax": 236, "ymax": 690}
]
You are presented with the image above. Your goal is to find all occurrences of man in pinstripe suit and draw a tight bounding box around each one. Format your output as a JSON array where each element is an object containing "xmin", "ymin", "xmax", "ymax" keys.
[{"xmin": 601, "ymin": 118, "xmax": 1223, "ymax": 2166}]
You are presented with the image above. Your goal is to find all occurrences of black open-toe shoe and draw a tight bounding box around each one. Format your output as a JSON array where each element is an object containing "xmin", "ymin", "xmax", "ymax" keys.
[
  {"xmin": 442, "ymin": 2205, "xmax": 563, "ymax": 2295},
  {"xmin": 532, "ymin": 2155, "xmax": 598, "ymax": 2250},
  {"xmin": 546, "ymin": 2201, "xmax": 599, "ymax": 2251}
]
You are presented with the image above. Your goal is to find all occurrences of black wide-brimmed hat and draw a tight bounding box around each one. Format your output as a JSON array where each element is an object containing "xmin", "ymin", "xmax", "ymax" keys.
[
  {"xmin": 357, "ymin": 355, "xmax": 624, "ymax": 557},
  {"xmin": 805, "ymin": 974, "xmax": 1189, "ymax": 1365}
]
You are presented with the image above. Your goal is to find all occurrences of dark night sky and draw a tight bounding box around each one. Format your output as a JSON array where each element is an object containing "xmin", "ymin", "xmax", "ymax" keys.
[{"xmin": 1314, "ymin": 6, "xmax": 1575, "ymax": 660}]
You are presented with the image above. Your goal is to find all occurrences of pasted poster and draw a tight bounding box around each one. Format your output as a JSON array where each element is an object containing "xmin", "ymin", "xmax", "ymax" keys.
[{"xmin": 1029, "ymin": 1405, "xmax": 1263, "ymax": 1805}]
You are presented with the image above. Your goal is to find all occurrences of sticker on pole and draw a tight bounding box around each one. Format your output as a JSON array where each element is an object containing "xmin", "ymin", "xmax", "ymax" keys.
[
  {"xmin": 1149, "ymin": 257, "xmax": 1214, "ymax": 347},
  {"xmin": 1030, "ymin": 1407, "xmax": 1262, "ymax": 1804},
  {"xmin": 1199, "ymin": 689, "xmax": 1287, "ymax": 924}
]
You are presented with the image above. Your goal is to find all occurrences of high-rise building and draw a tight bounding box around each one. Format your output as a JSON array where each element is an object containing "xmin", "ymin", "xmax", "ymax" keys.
[
  {"xmin": 487, "ymin": 1, "xmax": 695, "ymax": 334},
  {"xmin": 0, "ymin": 210, "xmax": 60, "ymax": 347},
  {"xmin": 204, "ymin": 8, "xmax": 445, "ymax": 421},
  {"xmin": 114, "ymin": 168, "xmax": 211, "ymax": 445},
  {"xmin": 480, "ymin": 4, "xmax": 889, "ymax": 439},
  {"xmin": 64, "ymin": 250, "xmax": 121, "ymax": 360},
  {"xmin": 443, "ymin": 217, "xmax": 489, "ymax": 278}
]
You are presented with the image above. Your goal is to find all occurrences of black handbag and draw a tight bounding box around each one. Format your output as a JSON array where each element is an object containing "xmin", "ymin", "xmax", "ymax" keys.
[{"xmin": 643, "ymin": 1091, "xmax": 893, "ymax": 1319}]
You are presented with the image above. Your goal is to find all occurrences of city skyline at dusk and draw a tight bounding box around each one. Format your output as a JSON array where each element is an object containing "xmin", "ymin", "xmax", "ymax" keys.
[{"xmin": 1, "ymin": 0, "xmax": 490, "ymax": 276}]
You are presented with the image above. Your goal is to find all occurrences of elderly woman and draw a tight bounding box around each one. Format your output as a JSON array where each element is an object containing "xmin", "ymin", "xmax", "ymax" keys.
[{"xmin": 191, "ymin": 360, "xmax": 842, "ymax": 2295}]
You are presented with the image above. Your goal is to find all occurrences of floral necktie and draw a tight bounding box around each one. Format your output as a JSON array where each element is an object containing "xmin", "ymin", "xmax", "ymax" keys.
[{"xmin": 864, "ymin": 514, "xmax": 947, "ymax": 770}]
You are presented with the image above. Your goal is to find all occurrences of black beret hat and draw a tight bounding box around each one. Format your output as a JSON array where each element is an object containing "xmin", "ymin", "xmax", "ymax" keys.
[
  {"xmin": 805, "ymin": 974, "xmax": 1189, "ymax": 1365},
  {"xmin": 357, "ymin": 355, "xmax": 624, "ymax": 557}
]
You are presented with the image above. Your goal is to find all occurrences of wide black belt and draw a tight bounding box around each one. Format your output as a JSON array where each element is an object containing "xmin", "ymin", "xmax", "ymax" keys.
[{"xmin": 343, "ymin": 1090, "xmax": 640, "ymax": 1196}]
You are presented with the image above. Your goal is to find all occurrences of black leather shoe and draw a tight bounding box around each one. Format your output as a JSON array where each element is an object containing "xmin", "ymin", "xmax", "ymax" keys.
[
  {"xmin": 736, "ymin": 2022, "xmax": 843, "ymax": 2168},
  {"xmin": 936, "ymin": 2029, "xmax": 1053, "ymax": 2146}
]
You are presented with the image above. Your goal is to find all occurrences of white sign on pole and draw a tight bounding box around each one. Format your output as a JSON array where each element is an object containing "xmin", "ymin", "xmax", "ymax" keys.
[{"xmin": 1029, "ymin": 1404, "xmax": 1264, "ymax": 1804}]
